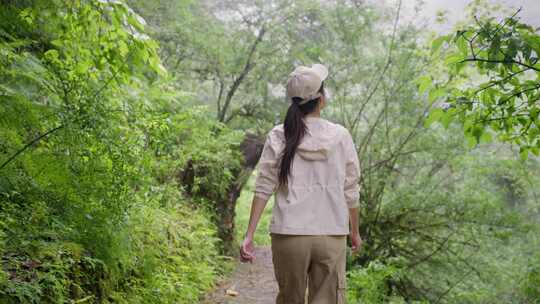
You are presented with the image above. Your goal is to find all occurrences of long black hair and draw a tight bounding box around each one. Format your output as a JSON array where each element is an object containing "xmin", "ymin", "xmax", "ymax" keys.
[{"xmin": 278, "ymin": 82, "xmax": 324, "ymax": 187}]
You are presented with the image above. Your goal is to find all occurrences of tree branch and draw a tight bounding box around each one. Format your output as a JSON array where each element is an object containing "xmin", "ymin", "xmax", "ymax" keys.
[
  {"xmin": 218, "ymin": 26, "xmax": 266, "ymax": 122},
  {"xmin": 350, "ymin": 0, "xmax": 402, "ymax": 136},
  {"xmin": 460, "ymin": 58, "xmax": 540, "ymax": 72},
  {"xmin": 0, "ymin": 125, "xmax": 64, "ymax": 171}
]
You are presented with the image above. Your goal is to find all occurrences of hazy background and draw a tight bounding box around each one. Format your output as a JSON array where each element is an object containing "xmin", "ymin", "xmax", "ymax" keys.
[{"xmin": 381, "ymin": 0, "xmax": 540, "ymax": 32}]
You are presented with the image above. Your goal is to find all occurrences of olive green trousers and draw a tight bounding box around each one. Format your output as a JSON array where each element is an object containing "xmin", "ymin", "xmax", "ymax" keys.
[{"xmin": 270, "ymin": 233, "xmax": 347, "ymax": 304}]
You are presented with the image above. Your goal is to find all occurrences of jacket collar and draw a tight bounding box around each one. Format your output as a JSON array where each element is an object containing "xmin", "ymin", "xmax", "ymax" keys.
[{"xmin": 304, "ymin": 116, "xmax": 323, "ymax": 122}]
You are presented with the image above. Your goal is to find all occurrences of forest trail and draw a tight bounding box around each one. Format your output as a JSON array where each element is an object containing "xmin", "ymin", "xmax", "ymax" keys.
[{"xmin": 202, "ymin": 246, "xmax": 278, "ymax": 304}]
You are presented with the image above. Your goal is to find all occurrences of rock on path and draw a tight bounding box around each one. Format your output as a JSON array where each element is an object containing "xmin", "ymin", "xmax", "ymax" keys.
[{"xmin": 202, "ymin": 246, "xmax": 278, "ymax": 304}]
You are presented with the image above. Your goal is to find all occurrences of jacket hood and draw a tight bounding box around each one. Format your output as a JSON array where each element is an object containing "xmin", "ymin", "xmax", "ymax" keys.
[{"xmin": 269, "ymin": 117, "xmax": 344, "ymax": 161}]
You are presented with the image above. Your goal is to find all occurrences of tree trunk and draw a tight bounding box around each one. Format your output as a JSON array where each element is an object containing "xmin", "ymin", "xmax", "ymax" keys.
[{"xmin": 215, "ymin": 132, "xmax": 264, "ymax": 255}]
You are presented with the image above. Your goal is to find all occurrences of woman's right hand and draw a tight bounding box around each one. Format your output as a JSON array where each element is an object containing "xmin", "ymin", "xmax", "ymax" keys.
[
  {"xmin": 240, "ymin": 236, "xmax": 256, "ymax": 263},
  {"xmin": 351, "ymin": 232, "xmax": 363, "ymax": 252}
]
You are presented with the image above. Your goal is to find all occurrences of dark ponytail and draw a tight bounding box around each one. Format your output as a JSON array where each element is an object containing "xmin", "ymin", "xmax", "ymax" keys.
[{"xmin": 278, "ymin": 83, "xmax": 324, "ymax": 187}]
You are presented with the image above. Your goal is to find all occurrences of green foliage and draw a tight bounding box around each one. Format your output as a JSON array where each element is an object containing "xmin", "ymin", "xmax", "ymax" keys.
[
  {"xmin": 346, "ymin": 261, "xmax": 409, "ymax": 304},
  {"xmin": 0, "ymin": 0, "xmax": 242, "ymax": 302},
  {"xmin": 425, "ymin": 9, "xmax": 540, "ymax": 159},
  {"xmin": 522, "ymin": 253, "xmax": 540, "ymax": 303},
  {"xmin": 0, "ymin": 188, "xmax": 226, "ymax": 303},
  {"xmin": 114, "ymin": 195, "xmax": 229, "ymax": 303}
]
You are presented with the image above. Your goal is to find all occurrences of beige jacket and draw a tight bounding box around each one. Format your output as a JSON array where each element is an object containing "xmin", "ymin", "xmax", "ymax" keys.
[{"xmin": 254, "ymin": 116, "xmax": 361, "ymax": 235}]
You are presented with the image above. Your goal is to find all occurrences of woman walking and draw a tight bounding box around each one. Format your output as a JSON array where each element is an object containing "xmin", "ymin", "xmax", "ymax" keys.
[{"xmin": 240, "ymin": 63, "xmax": 362, "ymax": 304}]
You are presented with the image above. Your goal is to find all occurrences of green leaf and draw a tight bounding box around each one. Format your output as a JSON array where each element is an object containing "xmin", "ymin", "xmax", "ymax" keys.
[
  {"xmin": 128, "ymin": 14, "xmax": 145, "ymax": 32},
  {"xmin": 441, "ymin": 108, "xmax": 456, "ymax": 128},
  {"xmin": 519, "ymin": 146, "xmax": 529, "ymax": 160},
  {"xmin": 466, "ymin": 134, "xmax": 477, "ymax": 148},
  {"xmin": 471, "ymin": 125, "xmax": 484, "ymax": 143},
  {"xmin": 424, "ymin": 108, "xmax": 444, "ymax": 127},
  {"xmin": 456, "ymin": 36, "xmax": 469, "ymax": 56},
  {"xmin": 428, "ymin": 88, "xmax": 445, "ymax": 104},
  {"xmin": 75, "ymin": 61, "xmax": 91, "ymax": 74},
  {"xmin": 431, "ymin": 36, "xmax": 447, "ymax": 54},
  {"xmin": 528, "ymin": 126, "xmax": 539, "ymax": 142},
  {"xmin": 19, "ymin": 8, "xmax": 34, "ymax": 25},
  {"xmin": 480, "ymin": 131, "xmax": 492, "ymax": 143},
  {"xmin": 444, "ymin": 53, "xmax": 464, "ymax": 66},
  {"xmin": 417, "ymin": 76, "xmax": 432, "ymax": 95},
  {"xmin": 44, "ymin": 49, "xmax": 59, "ymax": 62},
  {"xmin": 118, "ymin": 41, "xmax": 129, "ymax": 57},
  {"xmin": 148, "ymin": 55, "xmax": 167, "ymax": 76}
]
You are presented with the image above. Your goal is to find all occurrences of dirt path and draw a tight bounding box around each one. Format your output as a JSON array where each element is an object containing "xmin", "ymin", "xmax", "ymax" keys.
[{"xmin": 202, "ymin": 246, "xmax": 278, "ymax": 304}]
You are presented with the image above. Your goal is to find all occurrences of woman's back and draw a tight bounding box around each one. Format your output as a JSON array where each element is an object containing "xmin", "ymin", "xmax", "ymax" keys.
[{"xmin": 255, "ymin": 116, "xmax": 360, "ymax": 235}]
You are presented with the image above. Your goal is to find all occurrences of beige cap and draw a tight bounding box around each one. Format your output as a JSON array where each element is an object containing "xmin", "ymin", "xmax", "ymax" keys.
[{"xmin": 286, "ymin": 64, "xmax": 328, "ymax": 105}]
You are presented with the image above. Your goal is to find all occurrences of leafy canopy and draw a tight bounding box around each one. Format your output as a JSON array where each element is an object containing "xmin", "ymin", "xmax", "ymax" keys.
[{"xmin": 424, "ymin": 9, "xmax": 540, "ymax": 159}]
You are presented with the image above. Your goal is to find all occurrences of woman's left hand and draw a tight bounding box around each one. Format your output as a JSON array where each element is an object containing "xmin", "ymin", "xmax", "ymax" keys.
[{"xmin": 240, "ymin": 236, "xmax": 256, "ymax": 263}]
